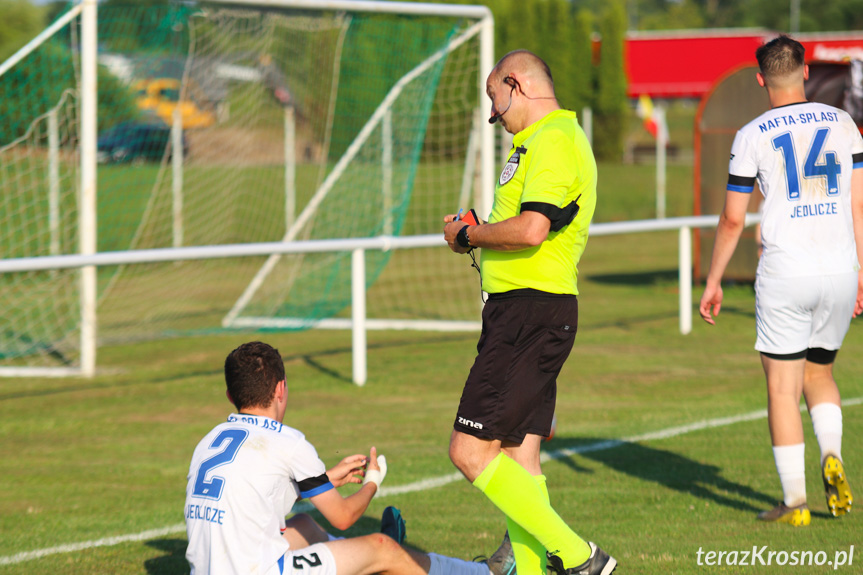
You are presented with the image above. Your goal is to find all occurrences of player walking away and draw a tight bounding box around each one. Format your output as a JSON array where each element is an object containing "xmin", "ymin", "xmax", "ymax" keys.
[
  {"xmin": 184, "ymin": 341, "xmax": 494, "ymax": 575},
  {"xmin": 443, "ymin": 50, "xmax": 615, "ymax": 575},
  {"xmin": 700, "ymin": 35, "xmax": 862, "ymax": 526}
]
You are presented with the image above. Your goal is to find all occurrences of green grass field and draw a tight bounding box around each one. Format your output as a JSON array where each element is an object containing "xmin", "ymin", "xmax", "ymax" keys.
[
  {"xmin": 1, "ymin": 220, "xmax": 861, "ymax": 573},
  {"xmin": 0, "ymin": 102, "xmax": 858, "ymax": 574}
]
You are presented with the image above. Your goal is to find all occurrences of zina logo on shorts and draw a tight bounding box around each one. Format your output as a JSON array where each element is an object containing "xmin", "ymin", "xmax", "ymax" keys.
[{"xmin": 458, "ymin": 416, "xmax": 484, "ymax": 430}]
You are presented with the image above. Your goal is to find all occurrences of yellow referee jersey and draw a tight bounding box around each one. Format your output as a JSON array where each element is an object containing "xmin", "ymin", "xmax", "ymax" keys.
[{"xmin": 481, "ymin": 109, "xmax": 597, "ymax": 295}]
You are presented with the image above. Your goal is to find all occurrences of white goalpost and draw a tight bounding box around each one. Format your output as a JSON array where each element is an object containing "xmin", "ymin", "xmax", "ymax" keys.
[
  {"xmin": 0, "ymin": 0, "xmax": 495, "ymax": 379},
  {"xmin": 224, "ymin": 16, "xmax": 492, "ymax": 330},
  {"xmin": 0, "ymin": 0, "xmax": 761, "ymax": 384}
]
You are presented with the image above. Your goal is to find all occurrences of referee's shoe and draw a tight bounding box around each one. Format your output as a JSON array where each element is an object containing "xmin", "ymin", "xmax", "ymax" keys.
[
  {"xmin": 547, "ymin": 543, "xmax": 617, "ymax": 575},
  {"xmin": 473, "ymin": 531, "xmax": 515, "ymax": 575},
  {"xmin": 487, "ymin": 531, "xmax": 515, "ymax": 575}
]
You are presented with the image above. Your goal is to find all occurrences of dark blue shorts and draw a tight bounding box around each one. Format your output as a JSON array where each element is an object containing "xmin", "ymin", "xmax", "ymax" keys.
[{"xmin": 454, "ymin": 290, "xmax": 578, "ymax": 444}]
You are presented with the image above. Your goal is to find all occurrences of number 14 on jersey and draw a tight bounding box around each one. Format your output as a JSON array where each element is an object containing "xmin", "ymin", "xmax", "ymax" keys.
[{"xmin": 772, "ymin": 127, "xmax": 840, "ymax": 200}]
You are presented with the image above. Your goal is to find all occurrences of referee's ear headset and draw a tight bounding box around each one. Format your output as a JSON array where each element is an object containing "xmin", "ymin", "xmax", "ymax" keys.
[{"xmin": 489, "ymin": 76, "xmax": 520, "ymax": 124}]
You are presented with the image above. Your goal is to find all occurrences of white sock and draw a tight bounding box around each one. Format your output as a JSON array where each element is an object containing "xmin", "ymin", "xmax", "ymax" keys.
[
  {"xmin": 809, "ymin": 402, "xmax": 843, "ymax": 463},
  {"xmin": 773, "ymin": 443, "xmax": 806, "ymax": 507},
  {"xmin": 427, "ymin": 552, "xmax": 490, "ymax": 575}
]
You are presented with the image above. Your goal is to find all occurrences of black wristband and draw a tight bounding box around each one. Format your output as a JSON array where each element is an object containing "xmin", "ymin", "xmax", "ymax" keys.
[{"xmin": 456, "ymin": 225, "xmax": 472, "ymax": 249}]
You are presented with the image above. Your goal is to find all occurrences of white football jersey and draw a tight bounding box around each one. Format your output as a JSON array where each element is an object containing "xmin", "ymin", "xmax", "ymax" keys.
[
  {"xmin": 728, "ymin": 101, "xmax": 863, "ymax": 277},
  {"xmin": 185, "ymin": 414, "xmax": 333, "ymax": 575}
]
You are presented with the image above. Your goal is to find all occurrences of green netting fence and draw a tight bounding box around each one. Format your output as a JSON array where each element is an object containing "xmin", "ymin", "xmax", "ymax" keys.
[{"xmin": 0, "ymin": 1, "xmax": 487, "ymax": 370}]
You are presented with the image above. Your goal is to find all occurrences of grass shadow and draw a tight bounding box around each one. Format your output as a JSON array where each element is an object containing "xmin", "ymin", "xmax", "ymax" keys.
[
  {"xmin": 0, "ymin": 333, "xmax": 477, "ymax": 402},
  {"xmin": 548, "ymin": 437, "xmax": 776, "ymax": 513},
  {"xmin": 144, "ymin": 538, "xmax": 188, "ymax": 575},
  {"xmin": 586, "ymin": 269, "xmax": 679, "ymax": 286}
]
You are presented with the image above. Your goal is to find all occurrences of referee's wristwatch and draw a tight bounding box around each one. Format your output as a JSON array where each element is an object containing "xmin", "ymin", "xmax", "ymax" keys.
[{"xmin": 456, "ymin": 225, "xmax": 472, "ymax": 250}]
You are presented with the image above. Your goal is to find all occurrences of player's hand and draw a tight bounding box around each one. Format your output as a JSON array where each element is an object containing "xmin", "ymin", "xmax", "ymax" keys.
[
  {"xmin": 699, "ymin": 282, "xmax": 723, "ymax": 325},
  {"xmin": 362, "ymin": 446, "xmax": 387, "ymax": 491},
  {"xmin": 444, "ymin": 220, "xmax": 470, "ymax": 254},
  {"xmin": 327, "ymin": 454, "xmax": 367, "ymax": 488}
]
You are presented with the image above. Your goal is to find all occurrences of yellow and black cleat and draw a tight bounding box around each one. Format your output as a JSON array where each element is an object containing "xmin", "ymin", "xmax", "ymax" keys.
[
  {"xmin": 822, "ymin": 455, "xmax": 853, "ymax": 517},
  {"xmin": 757, "ymin": 503, "xmax": 811, "ymax": 526}
]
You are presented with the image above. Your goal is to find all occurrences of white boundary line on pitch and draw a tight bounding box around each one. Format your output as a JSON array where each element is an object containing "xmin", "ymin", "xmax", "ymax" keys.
[{"xmin": 2, "ymin": 397, "xmax": 861, "ymax": 566}]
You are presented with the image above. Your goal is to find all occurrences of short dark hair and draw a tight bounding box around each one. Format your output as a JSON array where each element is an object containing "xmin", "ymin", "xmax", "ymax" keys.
[
  {"xmin": 224, "ymin": 341, "xmax": 286, "ymax": 411},
  {"xmin": 756, "ymin": 35, "xmax": 805, "ymax": 79}
]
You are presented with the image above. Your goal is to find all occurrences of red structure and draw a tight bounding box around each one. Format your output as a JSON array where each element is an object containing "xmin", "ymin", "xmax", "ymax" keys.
[
  {"xmin": 624, "ymin": 30, "xmax": 863, "ymax": 280},
  {"xmin": 626, "ymin": 30, "xmax": 863, "ymax": 98}
]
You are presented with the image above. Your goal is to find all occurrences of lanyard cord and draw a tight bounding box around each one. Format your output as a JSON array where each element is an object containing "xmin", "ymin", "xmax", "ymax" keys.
[{"xmin": 467, "ymin": 249, "xmax": 487, "ymax": 303}]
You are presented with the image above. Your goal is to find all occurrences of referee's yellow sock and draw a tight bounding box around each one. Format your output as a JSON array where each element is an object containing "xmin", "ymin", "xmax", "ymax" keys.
[
  {"xmin": 474, "ymin": 453, "xmax": 591, "ymax": 570},
  {"xmin": 506, "ymin": 474, "xmax": 550, "ymax": 574}
]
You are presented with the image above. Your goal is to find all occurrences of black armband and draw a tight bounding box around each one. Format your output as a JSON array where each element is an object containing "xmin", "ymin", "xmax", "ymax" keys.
[
  {"xmin": 521, "ymin": 194, "xmax": 581, "ymax": 232},
  {"xmin": 298, "ymin": 473, "xmax": 334, "ymax": 498}
]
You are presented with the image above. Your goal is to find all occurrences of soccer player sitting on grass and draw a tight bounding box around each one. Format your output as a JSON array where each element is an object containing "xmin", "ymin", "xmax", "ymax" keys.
[{"xmin": 184, "ymin": 340, "xmax": 495, "ymax": 575}]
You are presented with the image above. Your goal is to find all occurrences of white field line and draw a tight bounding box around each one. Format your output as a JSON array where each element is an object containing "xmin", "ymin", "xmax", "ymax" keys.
[
  {"xmin": 2, "ymin": 397, "xmax": 861, "ymax": 566},
  {"xmin": 0, "ymin": 524, "xmax": 186, "ymax": 566}
]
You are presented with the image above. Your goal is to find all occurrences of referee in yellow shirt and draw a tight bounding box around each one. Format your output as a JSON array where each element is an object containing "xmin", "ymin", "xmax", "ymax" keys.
[{"xmin": 444, "ymin": 50, "xmax": 615, "ymax": 575}]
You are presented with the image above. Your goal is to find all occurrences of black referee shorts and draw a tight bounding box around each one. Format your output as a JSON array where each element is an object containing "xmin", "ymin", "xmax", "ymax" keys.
[{"xmin": 454, "ymin": 290, "xmax": 578, "ymax": 444}]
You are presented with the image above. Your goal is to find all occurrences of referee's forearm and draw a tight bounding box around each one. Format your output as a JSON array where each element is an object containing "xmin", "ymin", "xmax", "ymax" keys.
[{"xmin": 469, "ymin": 213, "xmax": 549, "ymax": 251}]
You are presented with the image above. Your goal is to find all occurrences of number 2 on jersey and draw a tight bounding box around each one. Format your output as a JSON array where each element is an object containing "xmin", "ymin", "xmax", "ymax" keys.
[
  {"xmin": 293, "ymin": 553, "xmax": 323, "ymax": 569},
  {"xmin": 192, "ymin": 428, "xmax": 248, "ymax": 499},
  {"xmin": 772, "ymin": 128, "xmax": 840, "ymax": 200}
]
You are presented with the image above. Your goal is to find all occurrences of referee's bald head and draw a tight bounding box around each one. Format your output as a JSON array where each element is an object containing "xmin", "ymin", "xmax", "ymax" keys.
[{"xmin": 493, "ymin": 50, "xmax": 554, "ymax": 92}]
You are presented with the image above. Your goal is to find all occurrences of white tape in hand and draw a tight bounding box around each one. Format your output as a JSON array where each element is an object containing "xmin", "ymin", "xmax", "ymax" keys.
[{"xmin": 363, "ymin": 454, "xmax": 387, "ymax": 490}]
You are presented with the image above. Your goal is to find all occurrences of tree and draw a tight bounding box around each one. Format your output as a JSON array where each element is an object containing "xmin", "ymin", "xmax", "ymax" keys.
[
  {"xmin": 744, "ymin": 0, "xmax": 863, "ymax": 32},
  {"xmin": 0, "ymin": 41, "xmax": 137, "ymax": 146},
  {"xmin": 0, "ymin": 0, "xmax": 43, "ymax": 62},
  {"xmin": 543, "ymin": 0, "xmax": 576, "ymax": 110},
  {"xmin": 594, "ymin": 0, "xmax": 628, "ymax": 161},
  {"xmin": 571, "ymin": 9, "xmax": 595, "ymax": 119},
  {"xmin": 503, "ymin": 0, "xmax": 539, "ymax": 57},
  {"xmin": 480, "ymin": 0, "xmax": 510, "ymax": 62},
  {"xmin": 639, "ymin": 0, "xmax": 705, "ymax": 30},
  {"xmin": 43, "ymin": 1, "xmax": 72, "ymax": 28}
]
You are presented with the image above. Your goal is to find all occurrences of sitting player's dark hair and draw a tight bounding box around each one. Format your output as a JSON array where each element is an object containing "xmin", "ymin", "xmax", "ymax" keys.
[{"xmin": 224, "ymin": 341, "xmax": 286, "ymax": 411}]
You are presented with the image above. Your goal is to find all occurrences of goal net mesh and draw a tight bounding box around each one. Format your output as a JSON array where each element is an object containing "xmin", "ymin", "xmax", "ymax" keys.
[{"xmin": 0, "ymin": 2, "xmax": 484, "ymax": 368}]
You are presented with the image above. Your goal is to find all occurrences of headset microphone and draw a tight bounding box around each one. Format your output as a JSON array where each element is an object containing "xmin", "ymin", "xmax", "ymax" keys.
[
  {"xmin": 489, "ymin": 98, "xmax": 513, "ymax": 124},
  {"xmin": 489, "ymin": 77, "xmax": 518, "ymax": 125}
]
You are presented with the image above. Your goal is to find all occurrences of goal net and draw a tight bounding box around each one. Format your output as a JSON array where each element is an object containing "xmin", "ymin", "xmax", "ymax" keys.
[{"xmin": 0, "ymin": 1, "xmax": 492, "ymax": 374}]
